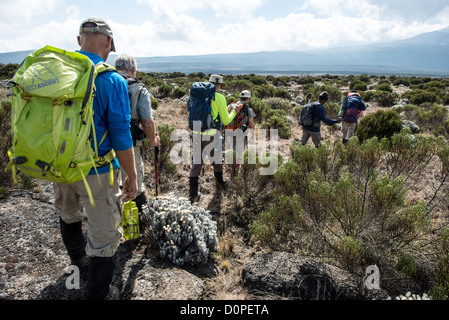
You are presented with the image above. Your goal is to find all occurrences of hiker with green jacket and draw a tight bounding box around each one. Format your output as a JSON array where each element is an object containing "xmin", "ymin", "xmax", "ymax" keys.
[{"xmin": 189, "ymin": 74, "xmax": 239, "ymax": 203}]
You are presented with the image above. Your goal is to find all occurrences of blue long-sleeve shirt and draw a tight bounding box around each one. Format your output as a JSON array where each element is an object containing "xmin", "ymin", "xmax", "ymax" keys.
[
  {"xmin": 302, "ymin": 102, "xmax": 337, "ymax": 132},
  {"xmin": 77, "ymin": 51, "xmax": 133, "ymax": 175}
]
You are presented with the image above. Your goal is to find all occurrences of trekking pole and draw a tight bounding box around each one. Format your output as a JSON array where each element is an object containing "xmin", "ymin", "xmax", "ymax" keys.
[{"xmin": 155, "ymin": 143, "xmax": 159, "ymax": 198}]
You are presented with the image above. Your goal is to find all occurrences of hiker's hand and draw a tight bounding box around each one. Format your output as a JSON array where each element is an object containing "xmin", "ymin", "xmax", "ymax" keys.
[
  {"xmin": 123, "ymin": 176, "xmax": 138, "ymax": 200},
  {"xmin": 233, "ymin": 105, "xmax": 240, "ymax": 113},
  {"xmin": 153, "ymin": 135, "xmax": 161, "ymax": 147}
]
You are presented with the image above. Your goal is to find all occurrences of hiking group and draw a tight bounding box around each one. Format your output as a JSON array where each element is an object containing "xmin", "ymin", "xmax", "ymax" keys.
[{"xmin": 7, "ymin": 17, "xmax": 367, "ymax": 300}]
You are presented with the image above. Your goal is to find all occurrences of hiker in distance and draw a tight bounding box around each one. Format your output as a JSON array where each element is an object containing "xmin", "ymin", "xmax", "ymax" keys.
[
  {"xmin": 298, "ymin": 91, "xmax": 341, "ymax": 147},
  {"xmin": 338, "ymin": 90, "xmax": 367, "ymax": 144},
  {"xmin": 225, "ymin": 90, "xmax": 256, "ymax": 176},
  {"xmin": 188, "ymin": 74, "xmax": 240, "ymax": 203},
  {"xmin": 55, "ymin": 18, "xmax": 137, "ymax": 300},
  {"xmin": 114, "ymin": 53, "xmax": 161, "ymax": 230}
]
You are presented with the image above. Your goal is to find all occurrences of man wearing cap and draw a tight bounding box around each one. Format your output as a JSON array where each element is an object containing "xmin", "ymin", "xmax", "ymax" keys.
[
  {"xmin": 189, "ymin": 74, "xmax": 239, "ymax": 203},
  {"xmin": 54, "ymin": 17, "xmax": 137, "ymax": 300},
  {"xmin": 300, "ymin": 91, "xmax": 340, "ymax": 147}
]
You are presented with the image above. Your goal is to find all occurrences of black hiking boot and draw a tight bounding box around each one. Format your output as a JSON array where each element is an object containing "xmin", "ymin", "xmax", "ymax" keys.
[
  {"xmin": 59, "ymin": 218, "xmax": 86, "ymax": 268},
  {"xmin": 214, "ymin": 171, "xmax": 228, "ymax": 191},
  {"xmin": 189, "ymin": 177, "xmax": 200, "ymax": 204},
  {"xmin": 85, "ymin": 255, "xmax": 116, "ymax": 300}
]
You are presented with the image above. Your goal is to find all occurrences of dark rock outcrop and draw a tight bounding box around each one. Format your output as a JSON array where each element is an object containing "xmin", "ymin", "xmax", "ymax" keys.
[{"xmin": 242, "ymin": 251, "xmax": 388, "ymax": 300}]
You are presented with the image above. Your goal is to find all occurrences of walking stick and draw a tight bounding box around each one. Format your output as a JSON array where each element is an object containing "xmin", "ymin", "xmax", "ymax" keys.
[{"xmin": 154, "ymin": 145, "xmax": 159, "ymax": 198}]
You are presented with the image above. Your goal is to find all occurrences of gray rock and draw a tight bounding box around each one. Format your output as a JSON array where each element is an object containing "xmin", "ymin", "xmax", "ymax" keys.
[
  {"xmin": 402, "ymin": 120, "xmax": 420, "ymax": 133},
  {"xmin": 242, "ymin": 252, "xmax": 388, "ymax": 300}
]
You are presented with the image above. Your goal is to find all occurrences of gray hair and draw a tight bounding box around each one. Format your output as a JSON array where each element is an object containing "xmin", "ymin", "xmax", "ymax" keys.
[{"xmin": 114, "ymin": 53, "xmax": 137, "ymax": 72}]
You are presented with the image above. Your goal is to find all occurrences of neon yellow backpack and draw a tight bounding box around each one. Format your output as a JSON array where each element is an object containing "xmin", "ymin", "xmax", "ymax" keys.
[{"xmin": 7, "ymin": 45, "xmax": 116, "ymax": 207}]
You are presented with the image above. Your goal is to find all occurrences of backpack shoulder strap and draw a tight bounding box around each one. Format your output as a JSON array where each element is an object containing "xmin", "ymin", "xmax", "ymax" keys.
[{"xmin": 95, "ymin": 62, "xmax": 116, "ymax": 75}]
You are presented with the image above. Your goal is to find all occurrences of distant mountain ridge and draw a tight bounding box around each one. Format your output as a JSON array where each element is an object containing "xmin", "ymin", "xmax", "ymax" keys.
[{"xmin": 1, "ymin": 28, "xmax": 449, "ymax": 76}]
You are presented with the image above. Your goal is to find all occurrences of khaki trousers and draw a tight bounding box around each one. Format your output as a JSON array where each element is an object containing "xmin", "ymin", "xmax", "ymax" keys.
[
  {"xmin": 342, "ymin": 122, "xmax": 357, "ymax": 141},
  {"xmin": 301, "ymin": 128, "xmax": 322, "ymax": 147},
  {"xmin": 54, "ymin": 170, "xmax": 122, "ymax": 258}
]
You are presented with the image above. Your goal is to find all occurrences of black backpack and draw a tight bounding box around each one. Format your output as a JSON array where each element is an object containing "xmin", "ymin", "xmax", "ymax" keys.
[{"xmin": 298, "ymin": 102, "xmax": 319, "ymax": 126}]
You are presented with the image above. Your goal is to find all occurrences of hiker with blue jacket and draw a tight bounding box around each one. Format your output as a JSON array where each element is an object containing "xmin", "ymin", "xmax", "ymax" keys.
[
  {"xmin": 300, "ymin": 91, "xmax": 340, "ymax": 147},
  {"xmin": 338, "ymin": 90, "xmax": 367, "ymax": 144},
  {"xmin": 55, "ymin": 18, "xmax": 137, "ymax": 300}
]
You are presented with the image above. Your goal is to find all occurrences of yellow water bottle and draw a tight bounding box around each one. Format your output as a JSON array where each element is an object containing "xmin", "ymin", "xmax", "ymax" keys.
[{"xmin": 123, "ymin": 200, "xmax": 140, "ymax": 240}]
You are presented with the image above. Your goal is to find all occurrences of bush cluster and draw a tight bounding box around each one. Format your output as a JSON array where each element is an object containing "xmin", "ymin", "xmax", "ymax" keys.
[{"xmin": 243, "ymin": 130, "xmax": 449, "ymax": 288}]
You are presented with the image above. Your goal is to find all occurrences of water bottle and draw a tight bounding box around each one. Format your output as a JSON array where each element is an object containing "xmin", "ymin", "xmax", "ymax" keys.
[{"xmin": 122, "ymin": 200, "xmax": 140, "ymax": 240}]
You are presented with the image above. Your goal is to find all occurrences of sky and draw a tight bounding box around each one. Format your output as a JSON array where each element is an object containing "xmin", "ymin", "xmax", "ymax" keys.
[{"xmin": 1, "ymin": 0, "xmax": 449, "ymax": 57}]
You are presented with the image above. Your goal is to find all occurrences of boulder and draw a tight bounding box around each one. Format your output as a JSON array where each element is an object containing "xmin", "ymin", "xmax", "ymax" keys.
[
  {"xmin": 242, "ymin": 252, "xmax": 388, "ymax": 300},
  {"xmin": 402, "ymin": 120, "xmax": 420, "ymax": 133}
]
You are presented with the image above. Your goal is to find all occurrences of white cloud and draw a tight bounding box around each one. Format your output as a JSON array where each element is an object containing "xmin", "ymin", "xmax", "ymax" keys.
[
  {"xmin": 0, "ymin": 0, "xmax": 58, "ymax": 24},
  {"xmin": 1, "ymin": 0, "xmax": 448, "ymax": 57},
  {"xmin": 137, "ymin": 0, "xmax": 264, "ymax": 16}
]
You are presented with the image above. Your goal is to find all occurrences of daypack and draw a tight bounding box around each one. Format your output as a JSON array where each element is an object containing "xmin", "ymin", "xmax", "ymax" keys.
[
  {"xmin": 187, "ymin": 82, "xmax": 219, "ymax": 131},
  {"xmin": 7, "ymin": 45, "xmax": 116, "ymax": 207},
  {"xmin": 225, "ymin": 103, "xmax": 245, "ymax": 130},
  {"xmin": 124, "ymin": 75, "xmax": 146, "ymax": 146},
  {"xmin": 298, "ymin": 102, "xmax": 320, "ymax": 127},
  {"xmin": 342, "ymin": 93, "xmax": 362, "ymax": 123}
]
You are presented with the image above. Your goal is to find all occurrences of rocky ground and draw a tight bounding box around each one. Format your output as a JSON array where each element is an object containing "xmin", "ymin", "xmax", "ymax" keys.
[{"xmin": 0, "ymin": 83, "xmax": 435, "ymax": 301}]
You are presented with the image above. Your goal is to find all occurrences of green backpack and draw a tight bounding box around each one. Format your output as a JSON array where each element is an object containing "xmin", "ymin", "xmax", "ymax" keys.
[{"xmin": 7, "ymin": 45, "xmax": 116, "ymax": 207}]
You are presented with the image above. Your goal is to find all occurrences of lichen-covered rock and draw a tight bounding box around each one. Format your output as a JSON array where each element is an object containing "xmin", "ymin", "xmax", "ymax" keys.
[{"xmin": 148, "ymin": 195, "xmax": 219, "ymax": 266}]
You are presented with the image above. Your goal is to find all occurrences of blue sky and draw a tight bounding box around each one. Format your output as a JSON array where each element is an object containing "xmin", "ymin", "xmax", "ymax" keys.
[{"xmin": 1, "ymin": 0, "xmax": 448, "ymax": 57}]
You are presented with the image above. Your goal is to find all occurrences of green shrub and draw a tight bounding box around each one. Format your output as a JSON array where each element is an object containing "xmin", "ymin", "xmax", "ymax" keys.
[
  {"xmin": 249, "ymin": 194, "xmax": 303, "ymax": 246},
  {"xmin": 361, "ymin": 91, "xmax": 375, "ymax": 102},
  {"xmin": 0, "ymin": 63, "xmax": 19, "ymax": 80},
  {"xmin": 170, "ymin": 86, "xmax": 188, "ymax": 99},
  {"xmin": 373, "ymin": 90, "xmax": 399, "ymax": 107},
  {"xmin": 357, "ymin": 110, "xmax": 403, "ymax": 141},
  {"xmin": 249, "ymin": 75, "xmax": 268, "ymax": 86},
  {"xmin": 430, "ymin": 227, "xmax": 449, "ymax": 300},
  {"xmin": 262, "ymin": 97, "xmax": 291, "ymax": 112},
  {"xmin": 273, "ymin": 89, "xmax": 291, "ymax": 100},
  {"xmin": 232, "ymin": 149, "xmax": 281, "ymax": 226},
  {"xmin": 249, "ymin": 97, "xmax": 267, "ymax": 123},
  {"xmin": 402, "ymin": 89, "xmax": 437, "ymax": 105},
  {"xmin": 335, "ymin": 236, "xmax": 364, "ymax": 271},
  {"xmin": 303, "ymin": 85, "xmax": 342, "ymax": 103},
  {"xmin": 156, "ymin": 84, "xmax": 174, "ymax": 99},
  {"xmin": 396, "ymin": 251, "xmax": 420, "ymax": 278},
  {"xmin": 415, "ymin": 103, "xmax": 448, "ymax": 134},
  {"xmin": 261, "ymin": 115, "xmax": 291, "ymax": 139},
  {"xmin": 142, "ymin": 124, "xmax": 176, "ymax": 173},
  {"xmin": 350, "ymin": 80, "xmax": 367, "ymax": 92},
  {"xmin": 377, "ymin": 83, "xmax": 393, "ymax": 93},
  {"xmin": 150, "ymin": 96, "xmax": 159, "ymax": 111}
]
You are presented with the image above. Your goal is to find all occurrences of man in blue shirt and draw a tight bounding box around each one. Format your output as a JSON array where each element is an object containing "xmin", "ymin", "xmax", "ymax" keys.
[
  {"xmin": 300, "ymin": 91, "xmax": 341, "ymax": 147},
  {"xmin": 54, "ymin": 17, "xmax": 137, "ymax": 300}
]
